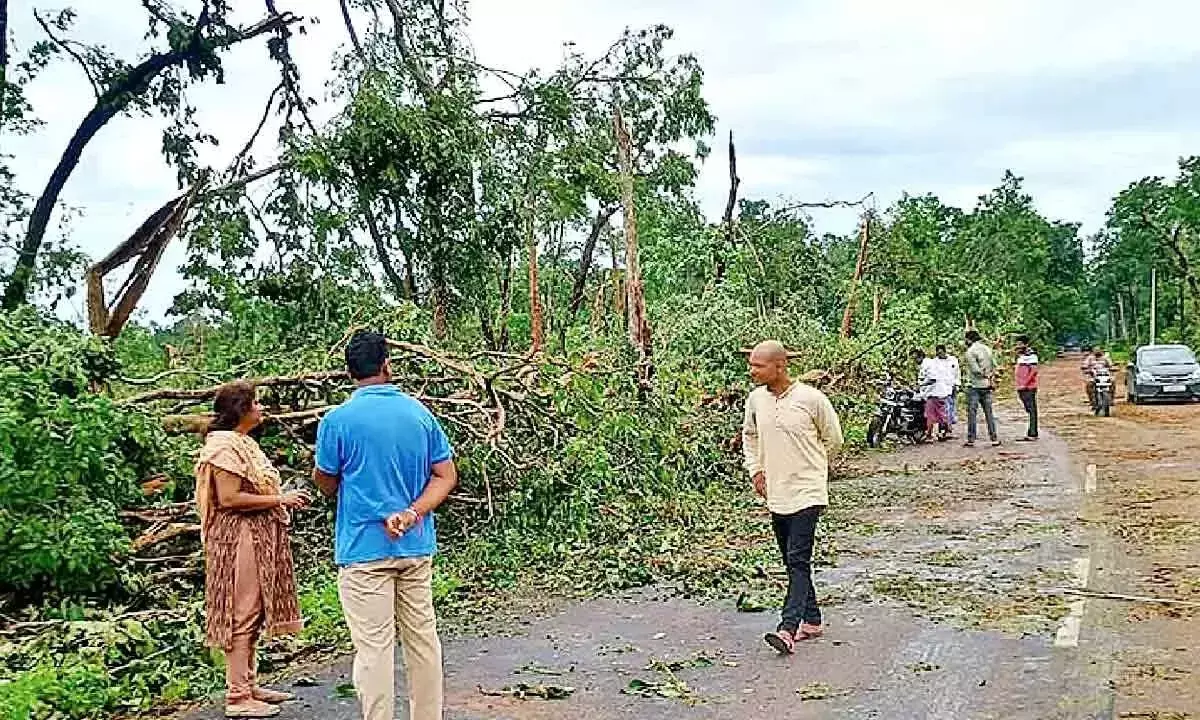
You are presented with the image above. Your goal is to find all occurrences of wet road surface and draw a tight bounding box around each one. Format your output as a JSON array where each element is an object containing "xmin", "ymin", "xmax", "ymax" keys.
[{"xmin": 184, "ymin": 354, "xmax": 1200, "ymax": 719}]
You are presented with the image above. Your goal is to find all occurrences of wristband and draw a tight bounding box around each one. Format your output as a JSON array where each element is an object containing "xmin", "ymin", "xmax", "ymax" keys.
[{"xmin": 403, "ymin": 507, "xmax": 421, "ymax": 524}]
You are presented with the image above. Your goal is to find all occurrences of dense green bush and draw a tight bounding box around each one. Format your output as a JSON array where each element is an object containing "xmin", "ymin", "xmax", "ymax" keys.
[{"xmin": 0, "ymin": 311, "xmax": 172, "ymax": 598}]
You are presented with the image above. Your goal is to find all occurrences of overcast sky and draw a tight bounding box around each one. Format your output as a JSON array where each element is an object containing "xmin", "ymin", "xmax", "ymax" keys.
[{"xmin": 7, "ymin": 0, "xmax": 1200, "ymax": 324}]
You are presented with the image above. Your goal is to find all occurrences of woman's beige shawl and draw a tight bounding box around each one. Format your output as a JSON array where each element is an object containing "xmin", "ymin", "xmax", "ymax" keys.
[{"xmin": 194, "ymin": 430, "xmax": 282, "ymax": 540}]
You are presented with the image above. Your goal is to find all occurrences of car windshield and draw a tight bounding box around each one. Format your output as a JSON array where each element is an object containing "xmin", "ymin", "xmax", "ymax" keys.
[{"xmin": 1141, "ymin": 347, "xmax": 1197, "ymax": 366}]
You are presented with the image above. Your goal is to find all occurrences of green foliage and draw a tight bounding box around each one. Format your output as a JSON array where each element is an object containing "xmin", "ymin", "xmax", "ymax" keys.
[
  {"xmin": 2, "ymin": 5, "xmax": 1172, "ymax": 719},
  {"xmin": 1092, "ymin": 156, "xmax": 1200, "ymax": 348},
  {"xmin": 0, "ymin": 310, "xmax": 176, "ymax": 597},
  {"xmin": 874, "ymin": 173, "xmax": 1092, "ymax": 349}
]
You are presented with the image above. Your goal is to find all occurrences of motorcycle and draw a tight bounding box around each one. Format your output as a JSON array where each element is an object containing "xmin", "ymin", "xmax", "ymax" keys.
[
  {"xmin": 1092, "ymin": 365, "xmax": 1114, "ymax": 417},
  {"xmin": 866, "ymin": 375, "xmax": 929, "ymax": 447}
]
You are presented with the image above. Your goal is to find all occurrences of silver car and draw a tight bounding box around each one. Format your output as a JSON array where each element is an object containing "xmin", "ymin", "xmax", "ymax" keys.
[{"xmin": 1126, "ymin": 344, "xmax": 1200, "ymax": 404}]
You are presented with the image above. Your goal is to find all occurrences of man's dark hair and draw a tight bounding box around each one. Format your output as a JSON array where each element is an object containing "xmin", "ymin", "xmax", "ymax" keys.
[
  {"xmin": 935, "ymin": 344, "xmax": 947, "ymax": 353},
  {"xmin": 965, "ymin": 330, "xmax": 982, "ymax": 343},
  {"xmin": 346, "ymin": 330, "xmax": 388, "ymax": 380},
  {"xmin": 1016, "ymin": 334, "xmax": 1030, "ymax": 344}
]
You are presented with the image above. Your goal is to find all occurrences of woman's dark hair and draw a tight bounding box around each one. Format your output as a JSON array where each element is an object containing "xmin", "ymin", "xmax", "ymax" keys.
[
  {"xmin": 346, "ymin": 330, "xmax": 388, "ymax": 380},
  {"xmin": 965, "ymin": 330, "xmax": 982, "ymax": 343},
  {"xmin": 208, "ymin": 381, "xmax": 257, "ymax": 435}
]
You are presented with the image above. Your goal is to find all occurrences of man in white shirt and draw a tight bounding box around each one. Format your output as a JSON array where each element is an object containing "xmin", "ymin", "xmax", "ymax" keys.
[
  {"xmin": 919, "ymin": 348, "xmax": 955, "ymax": 439},
  {"xmin": 742, "ymin": 340, "xmax": 844, "ymax": 655},
  {"xmin": 933, "ymin": 345, "xmax": 961, "ymax": 427}
]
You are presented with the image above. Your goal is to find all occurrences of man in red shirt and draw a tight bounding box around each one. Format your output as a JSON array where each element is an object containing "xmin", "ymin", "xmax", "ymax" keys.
[{"xmin": 1014, "ymin": 335, "xmax": 1039, "ymax": 441}]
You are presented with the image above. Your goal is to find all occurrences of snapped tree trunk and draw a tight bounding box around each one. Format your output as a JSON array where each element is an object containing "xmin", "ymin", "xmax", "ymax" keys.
[
  {"xmin": 1, "ymin": 12, "xmax": 295, "ymax": 309},
  {"xmin": 613, "ymin": 107, "xmax": 653, "ymax": 386},
  {"xmin": 840, "ymin": 214, "xmax": 871, "ymax": 339},
  {"xmin": 716, "ymin": 129, "xmax": 739, "ymax": 283}
]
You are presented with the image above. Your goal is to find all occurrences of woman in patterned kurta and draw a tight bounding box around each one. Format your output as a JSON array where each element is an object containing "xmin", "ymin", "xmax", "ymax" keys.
[{"xmin": 195, "ymin": 381, "xmax": 308, "ymax": 718}]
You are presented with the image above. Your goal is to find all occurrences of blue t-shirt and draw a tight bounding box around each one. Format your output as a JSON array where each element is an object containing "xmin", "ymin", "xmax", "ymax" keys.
[{"xmin": 315, "ymin": 385, "xmax": 453, "ymax": 567}]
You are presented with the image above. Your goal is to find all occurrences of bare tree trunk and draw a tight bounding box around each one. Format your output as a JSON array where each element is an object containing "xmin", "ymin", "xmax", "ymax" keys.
[
  {"xmin": 338, "ymin": 0, "xmax": 366, "ymax": 60},
  {"xmin": 0, "ymin": 0, "xmax": 8, "ymax": 129},
  {"xmin": 1129, "ymin": 287, "xmax": 1140, "ymax": 345},
  {"xmin": 525, "ymin": 198, "xmax": 544, "ymax": 353},
  {"xmin": 609, "ymin": 234, "xmax": 624, "ymax": 322},
  {"xmin": 2, "ymin": 12, "xmax": 295, "ymax": 309},
  {"xmin": 0, "ymin": 0, "xmax": 9, "ymax": 94},
  {"xmin": 872, "ymin": 288, "xmax": 882, "ymax": 326},
  {"xmin": 614, "ymin": 107, "xmax": 652, "ymax": 386},
  {"xmin": 431, "ymin": 268, "xmax": 449, "ymax": 340},
  {"xmin": 1117, "ymin": 293, "xmax": 1128, "ymax": 340},
  {"xmin": 479, "ymin": 303, "xmax": 496, "ymax": 349},
  {"xmin": 840, "ymin": 214, "xmax": 870, "ymax": 339},
  {"xmin": 568, "ymin": 206, "xmax": 616, "ymax": 318},
  {"xmin": 1168, "ymin": 225, "xmax": 1200, "ymax": 323},
  {"xmin": 358, "ymin": 193, "xmax": 408, "ymax": 299},
  {"xmin": 716, "ymin": 129, "xmax": 739, "ymax": 282},
  {"xmin": 589, "ymin": 277, "xmax": 606, "ymax": 335},
  {"xmin": 496, "ymin": 247, "xmax": 514, "ymax": 351}
]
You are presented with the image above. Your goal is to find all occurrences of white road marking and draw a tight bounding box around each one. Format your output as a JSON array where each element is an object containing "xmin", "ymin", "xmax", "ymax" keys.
[
  {"xmin": 1084, "ymin": 464, "xmax": 1097, "ymax": 493},
  {"xmin": 1054, "ymin": 601, "xmax": 1087, "ymax": 648},
  {"xmin": 1055, "ymin": 556, "xmax": 1093, "ymax": 648},
  {"xmin": 1071, "ymin": 557, "xmax": 1091, "ymax": 587}
]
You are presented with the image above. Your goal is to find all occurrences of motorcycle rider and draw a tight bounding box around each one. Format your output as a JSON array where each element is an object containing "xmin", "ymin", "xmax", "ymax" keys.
[{"xmin": 1081, "ymin": 345, "xmax": 1114, "ymax": 408}]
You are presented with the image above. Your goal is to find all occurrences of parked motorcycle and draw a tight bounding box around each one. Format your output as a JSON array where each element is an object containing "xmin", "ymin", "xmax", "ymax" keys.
[
  {"xmin": 866, "ymin": 375, "xmax": 928, "ymax": 447},
  {"xmin": 1092, "ymin": 365, "xmax": 1114, "ymax": 417}
]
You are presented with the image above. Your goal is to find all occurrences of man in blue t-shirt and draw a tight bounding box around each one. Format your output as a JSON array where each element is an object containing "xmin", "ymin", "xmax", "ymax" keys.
[{"xmin": 313, "ymin": 330, "xmax": 457, "ymax": 720}]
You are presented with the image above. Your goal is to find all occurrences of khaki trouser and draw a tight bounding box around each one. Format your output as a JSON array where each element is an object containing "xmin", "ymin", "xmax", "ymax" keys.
[{"xmin": 338, "ymin": 557, "xmax": 443, "ymax": 720}]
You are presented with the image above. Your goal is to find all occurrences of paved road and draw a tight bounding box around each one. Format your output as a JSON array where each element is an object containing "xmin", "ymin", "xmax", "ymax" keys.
[{"xmin": 185, "ymin": 355, "xmax": 1200, "ymax": 719}]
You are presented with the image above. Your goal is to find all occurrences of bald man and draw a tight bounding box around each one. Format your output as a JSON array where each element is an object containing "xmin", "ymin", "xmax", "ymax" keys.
[{"xmin": 743, "ymin": 341, "xmax": 844, "ymax": 654}]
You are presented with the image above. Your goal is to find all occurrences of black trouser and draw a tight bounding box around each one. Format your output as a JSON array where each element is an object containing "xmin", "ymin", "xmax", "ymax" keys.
[
  {"xmin": 1018, "ymin": 389, "xmax": 1039, "ymax": 438},
  {"xmin": 771, "ymin": 505, "xmax": 823, "ymax": 633}
]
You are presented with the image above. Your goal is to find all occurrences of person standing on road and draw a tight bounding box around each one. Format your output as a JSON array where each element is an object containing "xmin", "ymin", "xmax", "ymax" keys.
[
  {"xmin": 964, "ymin": 330, "xmax": 1001, "ymax": 447},
  {"xmin": 312, "ymin": 331, "xmax": 458, "ymax": 720},
  {"xmin": 742, "ymin": 340, "xmax": 844, "ymax": 655},
  {"xmin": 1014, "ymin": 335, "xmax": 1039, "ymax": 441},
  {"xmin": 918, "ymin": 347, "xmax": 953, "ymax": 440},
  {"xmin": 196, "ymin": 381, "xmax": 308, "ymax": 719},
  {"xmin": 932, "ymin": 344, "xmax": 961, "ymax": 427}
]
